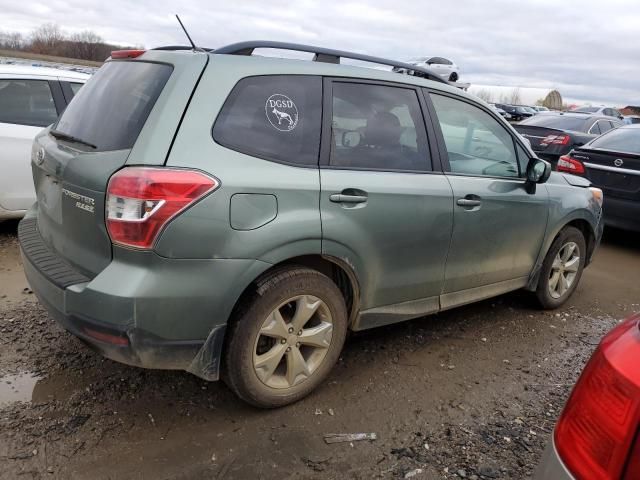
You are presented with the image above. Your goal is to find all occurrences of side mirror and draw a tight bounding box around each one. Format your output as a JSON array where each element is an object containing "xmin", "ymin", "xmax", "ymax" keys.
[
  {"xmin": 341, "ymin": 131, "xmax": 361, "ymax": 148},
  {"xmin": 526, "ymin": 158, "xmax": 552, "ymax": 184}
]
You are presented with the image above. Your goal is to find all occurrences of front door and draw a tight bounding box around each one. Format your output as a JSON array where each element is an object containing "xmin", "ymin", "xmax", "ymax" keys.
[
  {"xmin": 427, "ymin": 92, "xmax": 549, "ymax": 306},
  {"xmin": 320, "ymin": 79, "xmax": 453, "ymax": 324}
]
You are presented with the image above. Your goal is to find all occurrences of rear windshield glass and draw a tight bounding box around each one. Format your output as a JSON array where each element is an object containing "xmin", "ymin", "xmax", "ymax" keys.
[
  {"xmin": 521, "ymin": 115, "xmax": 588, "ymax": 131},
  {"xmin": 589, "ymin": 127, "xmax": 640, "ymax": 154},
  {"xmin": 55, "ymin": 61, "xmax": 172, "ymax": 151},
  {"xmin": 573, "ymin": 107, "xmax": 599, "ymax": 113}
]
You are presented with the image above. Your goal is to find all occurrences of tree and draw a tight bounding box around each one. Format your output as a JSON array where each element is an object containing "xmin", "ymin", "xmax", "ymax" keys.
[
  {"xmin": 30, "ymin": 23, "xmax": 65, "ymax": 55},
  {"xmin": 65, "ymin": 31, "xmax": 105, "ymax": 60},
  {"xmin": 508, "ymin": 87, "xmax": 522, "ymax": 105},
  {"xmin": 0, "ymin": 31, "xmax": 24, "ymax": 50},
  {"xmin": 475, "ymin": 89, "xmax": 494, "ymax": 103}
]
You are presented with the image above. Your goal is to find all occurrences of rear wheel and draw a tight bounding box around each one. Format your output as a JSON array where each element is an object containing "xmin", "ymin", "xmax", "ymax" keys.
[
  {"xmin": 535, "ymin": 226, "xmax": 586, "ymax": 309},
  {"xmin": 224, "ymin": 267, "xmax": 347, "ymax": 408}
]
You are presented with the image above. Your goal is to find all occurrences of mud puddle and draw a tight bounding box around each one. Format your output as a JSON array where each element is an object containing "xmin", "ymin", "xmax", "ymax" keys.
[{"xmin": 0, "ymin": 372, "xmax": 41, "ymax": 406}]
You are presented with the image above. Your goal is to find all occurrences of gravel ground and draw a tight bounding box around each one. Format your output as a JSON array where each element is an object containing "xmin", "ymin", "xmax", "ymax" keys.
[{"xmin": 0, "ymin": 219, "xmax": 638, "ymax": 479}]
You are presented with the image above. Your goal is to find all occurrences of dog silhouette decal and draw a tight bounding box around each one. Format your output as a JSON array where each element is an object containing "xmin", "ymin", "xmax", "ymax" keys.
[{"xmin": 265, "ymin": 94, "xmax": 299, "ymax": 132}]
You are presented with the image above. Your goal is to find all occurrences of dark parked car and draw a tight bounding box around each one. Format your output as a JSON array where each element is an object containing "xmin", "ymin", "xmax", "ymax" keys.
[
  {"xmin": 494, "ymin": 103, "xmax": 534, "ymax": 121},
  {"xmin": 534, "ymin": 312, "xmax": 640, "ymax": 479},
  {"xmin": 514, "ymin": 112, "xmax": 624, "ymax": 165},
  {"xmin": 557, "ymin": 124, "xmax": 640, "ymax": 232}
]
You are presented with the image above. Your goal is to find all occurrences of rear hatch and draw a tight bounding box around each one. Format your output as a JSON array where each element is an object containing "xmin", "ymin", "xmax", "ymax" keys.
[
  {"xmin": 31, "ymin": 51, "xmax": 208, "ymax": 277},
  {"xmin": 576, "ymin": 148, "xmax": 640, "ymax": 201}
]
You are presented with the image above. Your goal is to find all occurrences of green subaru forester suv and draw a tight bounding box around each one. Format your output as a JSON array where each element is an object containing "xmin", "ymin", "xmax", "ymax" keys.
[{"xmin": 19, "ymin": 42, "xmax": 604, "ymax": 407}]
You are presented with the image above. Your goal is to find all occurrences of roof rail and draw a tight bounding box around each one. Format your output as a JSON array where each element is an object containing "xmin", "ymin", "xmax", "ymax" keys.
[
  {"xmin": 153, "ymin": 45, "xmax": 214, "ymax": 52},
  {"xmin": 213, "ymin": 41, "xmax": 448, "ymax": 84}
]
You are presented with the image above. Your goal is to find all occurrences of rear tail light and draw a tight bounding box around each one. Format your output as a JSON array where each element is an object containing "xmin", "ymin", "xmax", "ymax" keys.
[
  {"xmin": 541, "ymin": 134, "xmax": 571, "ymax": 146},
  {"xmin": 110, "ymin": 49, "xmax": 146, "ymax": 59},
  {"xmin": 106, "ymin": 167, "xmax": 219, "ymax": 249},
  {"xmin": 557, "ymin": 155, "xmax": 586, "ymax": 174},
  {"xmin": 624, "ymin": 432, "xmax": 640, "ymax": 479},
  {"xmin": 554, "ymin": 314, "xmax": 640, "ymax": 480}
]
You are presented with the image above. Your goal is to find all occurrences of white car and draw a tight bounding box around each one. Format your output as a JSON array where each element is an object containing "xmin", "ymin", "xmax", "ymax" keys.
[
  {"xmin": 0, "ymin": 65, "xmax": 89, "ymax": 220},
  {"xmin": 407, "ymin": 56, "xmax": 460, "ymax": 82},
  {"xmin": 571, "ymin": 105, "xmax": 623, "ymax": 119}
]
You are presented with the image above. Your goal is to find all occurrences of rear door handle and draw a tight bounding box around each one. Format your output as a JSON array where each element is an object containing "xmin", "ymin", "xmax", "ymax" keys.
[{"xmin": 330, "ymin": 194, "xmax": 368, "ymax": 204}]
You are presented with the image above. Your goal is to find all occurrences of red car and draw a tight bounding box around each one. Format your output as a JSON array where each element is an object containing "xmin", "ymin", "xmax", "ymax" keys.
[{"xmin": 535, "ymin": 312, "xmax": 640, "ymax": 479}]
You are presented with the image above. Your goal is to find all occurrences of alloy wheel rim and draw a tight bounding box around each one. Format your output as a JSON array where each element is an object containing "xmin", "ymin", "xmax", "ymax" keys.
[
  {"xmin": 548, "ymin": 241, "xmax": 580, "ymax": 299},
  {"xmin": 253, "ymin": 295, "xmax": 333, "ymax": 389}
]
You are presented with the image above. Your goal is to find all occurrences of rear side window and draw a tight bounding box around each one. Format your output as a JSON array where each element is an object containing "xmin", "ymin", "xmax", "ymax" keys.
[
  {"xmin": 212, "ymin": 75, "xmax": 322, "ymax": 166},
  {"xmin": 329, "ymin": 82, "xmax": 430, "ymax": 171},
  {"xmin": 55, "ymin": 61, "xmax": 172, "ymax": 151},
  {"xmin": 0, "ymin": 79, "xmax": 57, "ymax": 127}
]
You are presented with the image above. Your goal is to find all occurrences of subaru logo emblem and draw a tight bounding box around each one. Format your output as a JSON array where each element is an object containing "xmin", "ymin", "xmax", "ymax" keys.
[
  {"xmin": 614, "ymin": 158, "xmax": 624, "ymax": 167},
  {"xmin": 36, "ymin": 147, "xmax": 45, "ymax": 165}
]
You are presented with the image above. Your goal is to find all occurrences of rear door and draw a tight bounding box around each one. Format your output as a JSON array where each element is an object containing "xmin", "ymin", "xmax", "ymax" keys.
[
  {"xmin": 320, "ymin": 79, "xmax": 453, "ymax": 314},
  {"xmin": 32, "ymin": 52, "xmax": 207, "ymax": 277},
  {"xmin": 427, "ymin": 91, "xmax": 549, "ymax": 306},
  {"xmin": 0, "ymin": 77, "xmax": 62, "ymax": 212}
]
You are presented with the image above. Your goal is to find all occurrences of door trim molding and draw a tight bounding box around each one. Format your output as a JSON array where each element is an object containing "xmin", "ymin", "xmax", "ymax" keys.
[
  {"xmin": 353, "ymin": 295, "xmax": 440, "ymax": 331},
  {"xmin": 440, "ymin": 276, "xmax": 528, "ymax": 311}
]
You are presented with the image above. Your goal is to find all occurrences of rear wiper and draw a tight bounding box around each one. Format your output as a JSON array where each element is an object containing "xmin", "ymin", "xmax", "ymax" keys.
[{"xmin": 49, "ymin": 129, "xmax": 97, "ymax": 150}]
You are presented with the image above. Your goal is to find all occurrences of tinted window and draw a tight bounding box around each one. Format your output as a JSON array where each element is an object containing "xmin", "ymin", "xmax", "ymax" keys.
[
  {"xmin": 430, "ymin": 94, "xmax": 519, "ymax": 178},
  {"xmin": 588, "ymin": 127, "xmax": 640, "ymax": 154},
  {"xmin": 55, "ymin": 61, "xmax": 172, "ymax": 152},
  {"xmin": 213, "ymin": 76, "xmax": 321, "ymax": 166},
  {"xmin": 521, "ymin": 115, "xmax": 589, "ymax": 131},
  {"xmin": 598, "ymin": 120, "xmax": 613, "ymax": 134},
  {"xmin": 588, "ymin": 121, "xmax": 601, "ymax": 135},
  {"xmin": 69, "ymin": 83, "xmax": 83, "ymax": 96},
  {"xmin": 0, "ymin": 79, "xmax": 57, "ymax": 127},
  {"xmin": 329, "ymin": 82, "xmax": 429, "ymax": 171}
]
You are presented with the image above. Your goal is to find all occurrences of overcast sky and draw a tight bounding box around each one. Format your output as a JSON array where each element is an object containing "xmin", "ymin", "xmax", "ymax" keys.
[{"xmin": 2, "ymin": 0, "xmax": 639, "ymax": 106}]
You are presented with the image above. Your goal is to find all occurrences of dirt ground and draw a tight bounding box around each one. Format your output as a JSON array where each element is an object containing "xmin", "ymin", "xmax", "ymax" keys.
[{"xmin": 0, "ymin": 219, "xmax": 638, "ymax": 480}]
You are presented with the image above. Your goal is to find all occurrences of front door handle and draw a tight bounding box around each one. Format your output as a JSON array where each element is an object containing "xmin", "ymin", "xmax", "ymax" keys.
[
  {"xmin": 330, "ymin": 193, "xmax": 368, "ymax": 204},
  {"xmin": 456, "ymin": 198, "xmax": 481, "ymax": 207}
]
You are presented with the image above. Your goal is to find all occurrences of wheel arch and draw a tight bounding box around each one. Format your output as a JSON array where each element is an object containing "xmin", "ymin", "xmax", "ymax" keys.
[
  {"xmin": 228, "ymin": 254, "xmax": 361, "ymax": 330},
  {"xmin": 526, "ymin": 211, "xmax": 599, "ymax": 291}
]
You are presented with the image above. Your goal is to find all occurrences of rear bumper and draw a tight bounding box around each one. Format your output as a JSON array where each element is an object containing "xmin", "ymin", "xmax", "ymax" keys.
[
  {"xmin": 602, "ymin": 196, "xmax": 640, "ymax": 232},
  {"xmin": 19, "ymin": 210, "xmax": 271, "ymax": 380},
  {"xmin": 533, "ymin": 437, "xmax": 574, "ymax": 479}
]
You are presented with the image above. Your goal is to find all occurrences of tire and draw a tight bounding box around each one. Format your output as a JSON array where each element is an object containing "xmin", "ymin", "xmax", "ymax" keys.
[
  {"xmin": 449, "ymin": 72, "xmax": 458, "ymax": 82},
  {"xmin": 535, "ymin": 226, "xmax": 586, "ymax": 309},
  {"xmin": 223, "ymin": 267, "xmax": 348, "ymax": 408}
]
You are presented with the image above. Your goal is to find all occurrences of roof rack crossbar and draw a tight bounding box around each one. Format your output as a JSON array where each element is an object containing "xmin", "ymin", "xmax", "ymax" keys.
[{"xmin": 214, "ymin": 41, "xmax": 448, "ymax": 84}]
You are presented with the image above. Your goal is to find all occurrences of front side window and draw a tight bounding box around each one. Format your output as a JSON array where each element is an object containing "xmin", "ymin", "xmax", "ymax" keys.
[
  {"xmin": 0, "ymin": 79, "xmax": 57, "ymax": 127},
  {"xmin": 430, "ymin": 93, "xmax": 520, "ymax": 178},
  {"xmin": 329, "ymin": 82, "xmax": 430, "ymax": 171},
  {"xmin": 213, "ymin": 75, "xmax": 321, "ymax": 166}
]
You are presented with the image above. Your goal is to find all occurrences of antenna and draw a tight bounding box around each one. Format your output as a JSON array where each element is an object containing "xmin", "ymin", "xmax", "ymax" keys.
[{"xmin": 175, "ymin": 14, "xmax": 200, "ymax": 51}]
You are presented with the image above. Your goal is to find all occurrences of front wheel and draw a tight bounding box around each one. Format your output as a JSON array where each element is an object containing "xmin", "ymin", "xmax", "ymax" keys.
[
  {"xmin": 224, "ymin": 267, "xmax": 348, "ymax": 408},
  {"xmin": 535, "ymin": 226, "xmax": 586, "ymax": 309},
  {"xmin": 449, "ymin": 72, "xmax": 459, "ymax": 82}
]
